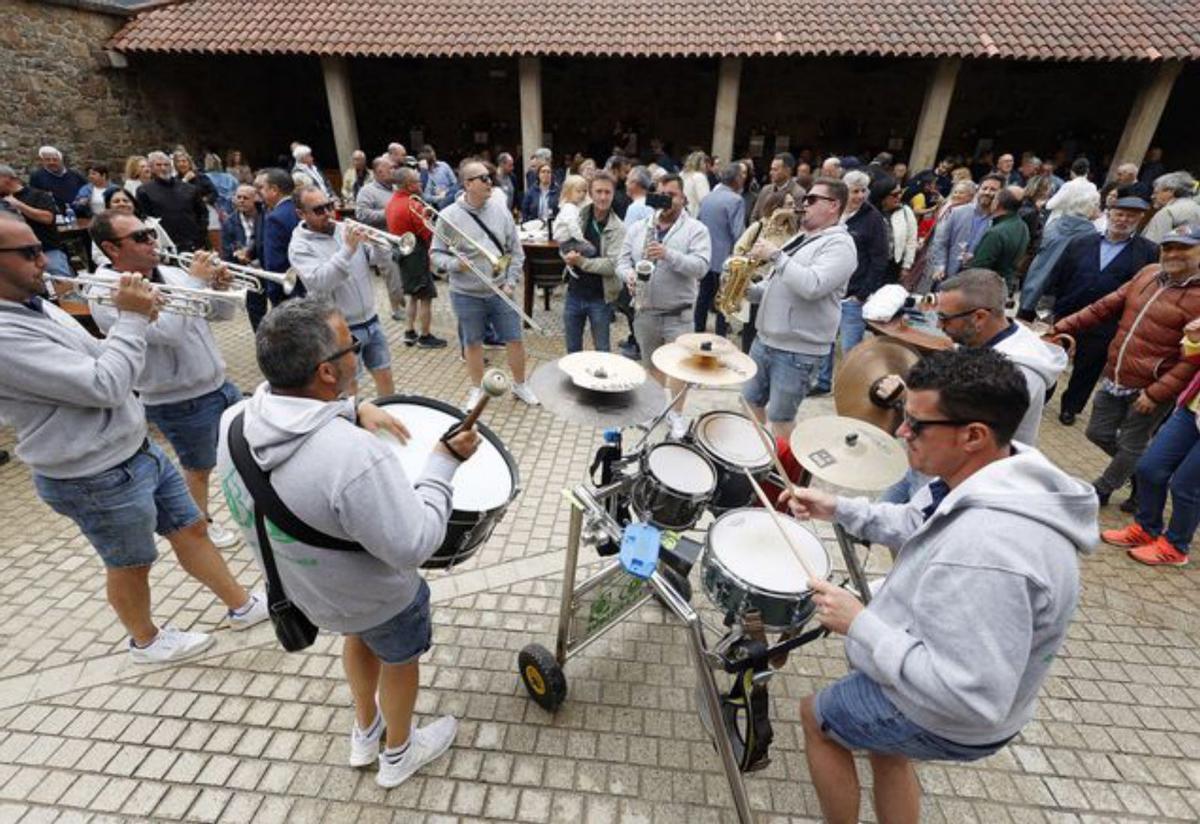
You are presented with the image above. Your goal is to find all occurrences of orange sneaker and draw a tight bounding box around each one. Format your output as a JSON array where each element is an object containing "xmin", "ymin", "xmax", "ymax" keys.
[
  {"xmin": 1101, "ymin": 523, "xmax": 1154, "ymax": 547},
  {"xmin": 1127, "ymin": 536, "xmax": 1190, "ymax": 567}
]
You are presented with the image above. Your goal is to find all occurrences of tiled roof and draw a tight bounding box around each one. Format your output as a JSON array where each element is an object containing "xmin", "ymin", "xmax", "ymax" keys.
[{"xmin": 108, "ymin": 0, "xmax": 1200, "ymax": 62}]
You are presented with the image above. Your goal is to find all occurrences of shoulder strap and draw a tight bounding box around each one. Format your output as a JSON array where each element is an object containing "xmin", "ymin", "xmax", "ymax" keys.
[
  {"xmin": 465, "ymin": 209, "xmax": 507, "ymax": 256},
  {"xmin": 227, "ymin": 412, "xmax": 364, "ymax": 552}
]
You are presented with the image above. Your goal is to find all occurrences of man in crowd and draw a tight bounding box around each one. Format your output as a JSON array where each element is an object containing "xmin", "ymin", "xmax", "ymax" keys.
[
  {"xmin": 970, "ymin": 186, "xmax": 1030, "ymax": 294},
  {"xmin": 927, "ymin": 173, "xmax": 1003, "ymax": 283},
  {"xmin": 354, "ymin": 156, "xmax": 406, "ymax": 321},
  {"xmin": 220, "ymin": 183, "xmax": 266, "ymax": 329},
  {"xmin": 290, "ymin": 185, "xmax": 396, "ymax": 397},
  {"xmin": 496, "ymin": 152, "xmax": 518, "ymax": 212},
  {"xmin": 90, "ymin": 210, "xmax": 245, "ymax": 548},
  {"xmin": 819, "ymin": 156, "xmax": 843, "ymax": 179},
  {"xmin": 341, "ymin": 150, "xmax": 372, "ymax": 206},
  {"xmin": 137, "ymin": 151, "xmax": 207, "ymax": 252},
  {"xmin": 741, "ymin": 177, "xmax": 856, "ymax": 438},
  {"xmin": 386, "ymin": 166, "xmax": 446, "ymax": 349},
  {"xmin": 783, "ymin": 346, "xmax": 1095, "ymax": 824},
  {"xmin": 256, "ymin": 167, "xmax": 305, "ymax": 316},
  {"xmin": 751, "ymin": 153, "xmax": 804, "ymax": 222},
  {"xmin": 623, "ymin": 165, "xmax": 654, "ymax": 227},
  {"xmin": 0, "ymin": 215, "xmax": 266, "ymax": 663},
  {"xmin": 1043, "ymin": 196, "xmax": 1159, "ymax": 426},
  {"xmin": 0, "ymin": 164, "xmax": 73, "ymax": 280},
  {"xmin": 696, "ymin": 162, "xmax": 746, "ymax": 336},
  {"xmin": 30, "ymin": 146, "xmax": 86, "ymax": 213},
  {"xmin": 216, "ymin": 298, "xmax": 477, "ymax": 787},
  {"xmin": 387, "ymin": 143, "xmax": 408, "ymax": 167},
  {"xmin": 1142, "ymin": 172, "xmax": 1200, "ymax": 244},
  {"xmin": 561, "ymin": 171, "xmax": 625, "ymax": 353},
  {"xmin": 1052, "ymin": 225, "xmax": 1200, "ymax": 506},
  {"xmin": 995, "ymin": 152, "xmax": 1018, "ymax": 185},
  {"xmin": 431, "ymin": 161, "xmax": 538, "ymax": 408},
  {"xmin": 292, "ymin": 144, "xmax": 332, "ymax": 197},
  {"xmin": 421, "ymin": 145, "xmax": 456, "ymax": 204}
]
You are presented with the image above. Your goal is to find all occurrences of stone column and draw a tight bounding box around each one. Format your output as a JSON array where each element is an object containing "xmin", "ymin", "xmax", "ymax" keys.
[
  {"xmin": 519, "ymin": 57, "xmax": 543, "ymax": 167},
  {"xmin": 1109, "ymin": 60, "xmax": 1183, "ymax": 179},
  {"xmin": 909, "ymin": 57, "xmax": 962, "ymax": 173},
  {"xmin": 711, "ymin": 57, "xmax": 742, "ymax": 164},
  {"xmin": 320, "ymin": 56, "xmax": 360, "ymax": 170}
]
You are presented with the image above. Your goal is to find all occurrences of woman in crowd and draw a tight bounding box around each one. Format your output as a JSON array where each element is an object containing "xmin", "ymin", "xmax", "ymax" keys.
[
  {"xmin": 681, "ymin": 150, "xmax": 711, "ymax": 216},
  {"xmin": 521, "ymin": 163, "xmax": 560, "ymax": 223}
]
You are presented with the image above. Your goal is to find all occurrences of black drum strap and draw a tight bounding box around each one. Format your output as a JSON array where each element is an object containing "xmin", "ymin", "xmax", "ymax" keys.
[{"xmin": 721, "ymin": 638, "xmax": 774, "ymax": 772}]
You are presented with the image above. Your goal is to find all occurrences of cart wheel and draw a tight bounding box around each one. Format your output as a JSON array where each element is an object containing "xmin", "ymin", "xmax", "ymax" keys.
[
  {"xmin": 659, "ymin": 565, "xmax": 692, "ymax": 604},
  {"xmin": 518, "ymin": 644, "xmax": 567, "ymax": 711}
]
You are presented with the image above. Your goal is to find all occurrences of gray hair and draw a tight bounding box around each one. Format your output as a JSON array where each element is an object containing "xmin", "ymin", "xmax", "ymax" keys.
[
  {"xmin": 395, "ymin": 167, "xmax": 420, "ymax": 188},
  {"xmin": 147, "ymin": 150, "xmax": 170, "ymax": 164},
  {"xmin": 627, "ymin": 165, "xmax": 652, "ymax": 192},
  {"xmin": 0, "ymin": 164, "xmax": 17, "ymax": 179},
  {"xmin": 951, "ymin": 179, "xmax": 977, "ymax": 198},
  {"xmin": 38, "ymin": 146, "xmax": 61, "ymax": 159},
  {"xmin": 291, "ymin": 183, "xmax": 322, "ymax": 207},
  {"xmin": 939, "ymin": 268, "xmax": 1007, "ymax": 314},
  {"xmin": 717, "ymin": 162, "xmax": 741, "ymax": 186},
  {"xmin": 256, "ymin": 298, "xmax": 342, "ymax": 389},
  {"xmin": 843, "ymin": 170, "xmax": 871, "ymax": 190},
  {"xmin": 1055, "ymin": 184, "xmax": 1101, "ymax": 218},
  {"xmin": 532, "ymin": 147, "xmax": 552, "ymax": 162},
  {"xmin": 1117, "ymin": 162, "xmax": 1139, "ymax": 177},
  {"xmin": 497, "ymin": 152, "xmax": 513, "ymax": 165},
  {"xmin": 1153, "ymin": 171, "xmax": 1196, "ymax": 198},
  {"xmin": 371, "ymin": 155, "xmax": 392, "ymax": 174},
  {"xmin": 292, "ymin": 144, "xmax": 313, "ymax": 162}
]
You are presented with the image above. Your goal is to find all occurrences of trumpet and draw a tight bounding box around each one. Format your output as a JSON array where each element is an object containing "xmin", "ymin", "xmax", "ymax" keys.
[
  {"xmin": 159, "ymin": 250, "xmax": 298, "ymax": 295},
  {"xmin": 51, "ymin": 273, "xmax": 247, "ymax": 318},
  {"xmin": 336, "ymin": 218, "xmax": 418, "ymax": 256}
]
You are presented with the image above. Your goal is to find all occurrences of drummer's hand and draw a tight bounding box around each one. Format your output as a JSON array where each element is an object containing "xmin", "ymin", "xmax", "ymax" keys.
[
  {"xmin": 779, "ymin": 487, "xmax": 838, "ymax": 521},
  {"xmin": 872, "ymin": 374, "xmax": 905, "ymax": 406},
  {"xmin": 810, "ymin": 579, "xmax": 863, "ymax": 636},
  {"xmin": 357, "ymin": 402, "xmax": 410, "ymax": 443},
  {"xmin": 437, "ymin": 428, "xmax": 480, "ymax": 462}
]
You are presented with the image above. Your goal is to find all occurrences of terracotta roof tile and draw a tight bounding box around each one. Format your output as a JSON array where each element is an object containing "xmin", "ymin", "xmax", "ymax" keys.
[{"xmin": 107, "ymin": 0, "xmax": 1200, "ymax": 62}]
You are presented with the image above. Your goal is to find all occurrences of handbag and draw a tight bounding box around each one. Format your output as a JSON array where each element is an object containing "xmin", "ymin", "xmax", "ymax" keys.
[{"xmin": 227, "ymin": 411, "xmax": 364, "ymax": 652}]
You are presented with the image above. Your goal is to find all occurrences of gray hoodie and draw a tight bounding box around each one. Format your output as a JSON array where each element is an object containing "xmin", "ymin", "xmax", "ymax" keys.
[
  {"xmin": 289, "ymin": 223, "xmax": 384, "ymax": 326},
  {"xmin": 990, "ymin": 321, "xmax": 1068, "ymax": 446},
  {"xmin": 835, "ymin": 446, "xmax": 1097, "ymax": 745},
  {"xmin": 0, "ymin": 298, "xmax": 149, "ymax": 478},
  {"xmin": 429, "ymin": 192, "xmax": 525, "ymax": 297},
  {"xmin": 215, "ymin": 385, "xmax": 459, "ymax": 633},
  {"xmin": 616, "ymin": 211, "xmax": 711, "ymax": 314},
  {"xmin": 90, "ymin": 264, "xmax": 232, "ymax": 407}
]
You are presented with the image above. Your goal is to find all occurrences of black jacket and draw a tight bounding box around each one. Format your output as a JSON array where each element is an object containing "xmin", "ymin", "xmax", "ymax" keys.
[
  {"xmin": 136, "ymin": 177, "xmax": 207, "ymax": 252},
  {"xmin": 844, "ymin": 202, "xmax": 890, "ymax": 300},
  {"xmin": 1048, "ymin": 232, "xmax": 1160, "ymax": 337}
]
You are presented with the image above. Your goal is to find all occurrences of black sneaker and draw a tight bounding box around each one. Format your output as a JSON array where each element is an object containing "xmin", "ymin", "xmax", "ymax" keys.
[
  {"xmin": 0, "ymin": 450, "xmax": 9, "ymax": 467},
  {"xmin": 1094, "ymin": 484, "xmax": 1110, "ymax": 507},
  {"xmin": 1059, "ymin": 410, "xmax": 1076, "ymax": 426},
  {"xmin": 417, "ymin": 334, "xmax": 448, "ymax": 349},
  {"xmin": 403, "ymin": 329, "xmax": 419, "ymax": 347}
]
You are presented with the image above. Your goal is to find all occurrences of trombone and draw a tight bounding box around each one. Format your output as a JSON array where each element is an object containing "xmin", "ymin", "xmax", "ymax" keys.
[
  {"xmin": 159, "ymin": 249, "xmax": 298, "ymax": 295},
  {"xmin": 408, "ymin": 199, "xmax": 544, "ymax": 334},
  {"xmin": 336, "ymin": 218, "xmax": 418, "ymax": 256},
  {"xmin": 51, "ymin": 273, "xmax": 247, "ymax": 319}
]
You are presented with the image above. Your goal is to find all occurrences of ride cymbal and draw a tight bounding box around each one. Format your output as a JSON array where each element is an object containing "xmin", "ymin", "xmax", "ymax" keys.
[
  {"xmin": 651, "ymin": 341, "xmax": 757, "ymax": 387},
  {"xmin": 789, "ymin": 415, "xmax": 908, "ymax": 492},
  {"xmin": 528, "ymin": 362, "xmax": 665, "ymax": 428},
  {"xmin": 557, "ymin": 351, "xmax": 647, "ymax": 393},
  {"xmin": 834, "ymin": 337, "xmax": 921, "ymax": 434}
]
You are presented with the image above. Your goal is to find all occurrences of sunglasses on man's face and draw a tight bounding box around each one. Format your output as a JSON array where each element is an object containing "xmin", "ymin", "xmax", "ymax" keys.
[
  {"xmin": 113, "ymin": 228, "xmax": 159, "ymax": 245},
  {"xmin": 319, "ymin": 338, "xmax": 363, "ymax": 366},
  {"xmin": 307, "ymin": 202, "xmax": 335, "ymax": 215},
  {"xmin": 466, "ymin": 174, "xmax": 493, "ymax": 184},
  {"xmin": 802, "ymin": 194, "xmax": 838, "ymax": 206},
  {"xmin": 901, "ymin": 413, "xmax": 990, "ymax": 439},
  {"xmin": 0, "ymin": 243, "xmax": 45, "ymax": 261}
]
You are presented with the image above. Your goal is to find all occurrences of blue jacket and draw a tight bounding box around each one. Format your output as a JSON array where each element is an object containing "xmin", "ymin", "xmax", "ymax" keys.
[
  {"xmin": 1047, "ymin": 232, "xmax": 1160, "ymax": 336},
  {"xmin": 263, "ymin": 200, "xmax": 300, "ymax": 273},
  {"xmin": 423, "ymin": 161, "xmax": 457, "ymax": 202},
  {"xmin": 30, "ymin": 167, "xmax": 87, "ymax": 211},
  {"xmin": 70, "ymin": 182, "xmax": 119, "ymax": 218},
  {"xmin": 1019, "ymin": 215, "xmax": 1097, "ymax": 312},
  {"xmin": 696, "ymin": 184, "xmax": 745, "ymax": 273},
  {"xmin": 928, "ymin": 202, "xmax": 993, "ymax": 279},
  {"xmin": 521, "ymin": 185, "xmax": 560, "ymax": 223},
  {"xmin": 220, "ymin": 209, "xmax": 264, "ymax": 265}
]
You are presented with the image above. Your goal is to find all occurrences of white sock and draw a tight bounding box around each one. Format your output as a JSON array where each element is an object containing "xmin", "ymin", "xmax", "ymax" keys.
[
  {"xmin": 356, "ymin": 713, "xmax": 382, "ymax": 740},
  {"xmin": 381, "ymin": 740, "xmax": 410, "ymax": 763}
]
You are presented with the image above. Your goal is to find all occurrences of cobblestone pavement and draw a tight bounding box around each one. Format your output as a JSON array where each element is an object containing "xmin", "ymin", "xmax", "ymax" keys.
[{"xmin": 0, "ymin": 280, "xmax": 1197, "ymax": 823}]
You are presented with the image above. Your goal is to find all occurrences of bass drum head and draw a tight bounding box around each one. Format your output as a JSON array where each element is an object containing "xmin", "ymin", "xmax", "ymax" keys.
[
  {"xmin": 708, "ymin": 509, "xmax": 830, "ymax": 594},
  {"xmin": 694, "ymin": 411, "xmax": 772, "ymax": 470},
  {"xmin": 645, "ymin": 442, "xmax": 716, "ymax": 496},
  {"xmin": 373, "ymin": 395, "xmax": 518, "ymax": 512}
]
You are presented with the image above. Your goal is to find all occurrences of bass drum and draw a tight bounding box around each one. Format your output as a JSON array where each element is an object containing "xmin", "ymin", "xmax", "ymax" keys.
[{"xmin": 374, "ymin": 395, "xmax": 520, "ymax": 568}]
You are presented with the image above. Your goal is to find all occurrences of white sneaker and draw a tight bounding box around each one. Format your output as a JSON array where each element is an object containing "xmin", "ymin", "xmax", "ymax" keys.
[
  {"xmin": 208, "ymin": 522, "xmax": 240, "ymax": 548},
  {"xmin": 129, "ymin": 626, "xmax": 215, "ymax": 664},
  {"xmin": 226, "ymin": 591, "xmax": 269, "ymax": 631},
  {"xmin": 512, "ymin": 382, "xmax": 540, "ymax": 406},
  {"xmin": 349, "ymin": 712, "xmax": 384, "ymax": 768},
  {"xmin": 463, "ymin": 387, "xmax": 484, "ymax": 412},
  {"xmin": 376, "ymin": 716, "xmax": 458, "ymax": 788},
  {"xmin": 667, "ymin": 411, "xmax": 690, "ymax": 440}
]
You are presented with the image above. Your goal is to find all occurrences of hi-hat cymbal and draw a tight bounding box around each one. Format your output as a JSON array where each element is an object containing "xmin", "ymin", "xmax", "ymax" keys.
[
  {"xmin": 789, "ymin": 415, "xmax": 908, "ymax": 492},
  {"xmin": 834, "ymin": 337, "xmax": 921, "ymax": 434},
  {"xmin": 557, "ymin": 351, "xmax": 647, "ymax": 393},
  {"xmin": 651, "ymin": 341, "xmax": 757, "ymax": 386},
  {"xmin": 675, "ymin": 332, "xmax": 739, "ymax": 357},
  {"xmin": 528, "ymin": 362, "xmax": 665, "ymax": 428}
]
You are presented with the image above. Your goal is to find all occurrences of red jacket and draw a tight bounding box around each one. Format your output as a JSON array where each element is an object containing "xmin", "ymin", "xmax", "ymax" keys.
[
  {"xmin": 385, "ymin": 191, "xmax": 432, "ymax": 244},
  {"xmin": 1053, "ymin": 264, "xmax": 1200, "ymax": 404}
]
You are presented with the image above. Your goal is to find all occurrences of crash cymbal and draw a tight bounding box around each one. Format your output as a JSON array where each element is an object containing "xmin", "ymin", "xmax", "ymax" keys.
[
  {"xmin": 867, "ymin": 318, "xmax": 953, "ymax": 353},
  {"xmin": 834, "ymin": 337, "xmax": 921, "ymax": 434},
  {"xmin": 557, "ymin": 351, "xmax": 647, "ymax": 393},
  {"xmin": 675, "ymin": 332, "xmax": 739, "ymax": 358},
  {"xmin": 789, "ymin": 415, "xmax": 908, "ymax": 492},
  {"xmin": 651, "ymin": 341, "xmax": 757, "ymax": 386},
  {"xmin": 528, "ymin": 362, "xmax": 666, "ymax": 428}
]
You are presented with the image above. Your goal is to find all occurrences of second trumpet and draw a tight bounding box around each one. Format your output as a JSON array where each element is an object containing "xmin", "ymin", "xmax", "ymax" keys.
[
  {"xmin": 337, "ymin": 218, "xmax": 418, "ymax": 256},
  {"xmin": 159, "ymin": 250, "xmax": 298, "ymax": 295}
]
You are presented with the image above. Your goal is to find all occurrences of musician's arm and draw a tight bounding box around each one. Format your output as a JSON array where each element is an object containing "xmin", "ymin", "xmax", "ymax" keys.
[
  {"xmin": 663, "ymin": 224, "xmax": 710, "ymax": 279},
  {"xmin": 778, "ymin": 238, "xmax": 858, "ymax": 300},
  {"xmin": 504, "ymin": 218, "xmax": 524, "ymax": 286},
  {"xmin": 288, "ymin": 236, "xmax": 355, "ymax": 293},
  {"xmin": 834, "ymin": 494, "xmax": 926, "ymax": 549}
]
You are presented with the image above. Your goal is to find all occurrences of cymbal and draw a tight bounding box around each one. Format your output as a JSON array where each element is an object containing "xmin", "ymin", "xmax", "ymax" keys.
[
  {"xmin": 789, "ymin": 415, "xmax": 908, "ymax": 492},
  {"xmin": 651, "ymin": 341, "xmax": 757, "ymax": 386},
  {"xmin": 834, "ymin": 337, "xmax": 920, "ymax": 434},
  {"xmin": 867, "ymin": 318, "xmax": 953, "ymax": 353},
  {"xmin": 557, "ymin": 351, "xmax": 647, "ymax": 393},
  {"xmin": 528, "ymin": 361, "xmax": 666, "ymax": 428},
  {"xmin": 675, "ymin": 332, "xmax": 739, "ymax": 357}
]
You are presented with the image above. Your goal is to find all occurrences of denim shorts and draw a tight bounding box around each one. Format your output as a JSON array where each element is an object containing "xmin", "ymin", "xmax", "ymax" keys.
[
  {"xmin": 349, "ymin": 316, "xmax": 392, "ymax": 372},
  {"xmin": 145, "ymin": 381, "xmax": 242, "ymax": 471},
  {"xmin": 353, "ymin": 579, "xmax": 433, "ymax": 665},
  {"xmin": 451, "ymin": 291, "xmax": 522, "ymax": 346},
  {"xmin": 814, "ymin": 671, "xmax": 1011, "ymax": 762},
  {"xmin": 741, "ymin": 339, "xmax": 821, "ymax": 423},
  {"xmin": 33, "ymin": 442, "xmax": 202, "ymax": 568}
]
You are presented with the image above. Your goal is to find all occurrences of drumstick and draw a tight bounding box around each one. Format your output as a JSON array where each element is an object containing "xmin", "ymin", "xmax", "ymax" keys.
[
  {"xmin": 738, "ymin": 395, "xmax": 798, "ymax": 497},
  {"xmin": 742, "ymin": 467, "xmax": 819, "ymax": 581}
]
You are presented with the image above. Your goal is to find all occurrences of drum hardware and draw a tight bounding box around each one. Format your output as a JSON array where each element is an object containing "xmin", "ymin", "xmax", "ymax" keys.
[
  {"xmin": 788, "ymin": 415, "xmax": 908, "ymax": 493},
  {"xmin": 688, "ymin": 410, "xmax": 774, "ymax": 513},
  {"xmin": 557, "ymin": 351, "xmax": 647, "ymax": 392},
  {"xmin": 866, "ymin": 316, "xmax": 953, "ymax": 354},
  {"xmin": 528, "ymin": 361, "xmax": 666, "ymax": 429}
]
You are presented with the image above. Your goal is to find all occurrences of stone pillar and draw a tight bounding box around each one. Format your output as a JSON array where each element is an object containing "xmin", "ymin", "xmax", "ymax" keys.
[
  {"xmin": 1109, "ymin": 60, "xmax": 1183, "ymax": 179},
  {"xmin": 711, "ymin": 57, "xmax": 742, "ymax": 164},
  {"xmin": 909, "ymin": 57, "xmax": 962, "ymax": 173},
  {"xmin": 519, "ymin": 57, "xmax": 543, "ymax": 168},
  {"xmin": 320, "ymin": 56, "xmax": 360, "ymax": 170}
]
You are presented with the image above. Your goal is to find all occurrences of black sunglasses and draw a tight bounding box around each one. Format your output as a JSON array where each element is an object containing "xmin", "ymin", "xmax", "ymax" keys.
[
  {"xmin": 466, "ymin": 174, "xmax": 492, "ymax": 184},
  {"xmin": 936, "ymin": 306, "xmax": 986, "ymax": 323},
  {"xmin": 0, "ymin": 243, "xmax": 45, "ymax": 261},
  {"xmin": 113, "ymin": 228, "xmax": 159, "ymax": 245},
  {"xmin": 802, "ymin": 193, "xmax": 838, "ymax": 205},
  {"xmin": 308, "ymin": 202, "xmax": 335, "ymax": 215},
  {"xmin": 319, "ymin": 339, "xmax": 362, "ymax": 366},
  {"xmin": 901, "ymin": 412, "xmax": 992, "ymax": 438}
]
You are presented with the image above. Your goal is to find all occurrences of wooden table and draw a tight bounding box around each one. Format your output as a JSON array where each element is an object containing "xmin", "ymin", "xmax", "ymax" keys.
[{"xmin": 522, "ymin": 240, "xmax": 561, "ymax": 325}]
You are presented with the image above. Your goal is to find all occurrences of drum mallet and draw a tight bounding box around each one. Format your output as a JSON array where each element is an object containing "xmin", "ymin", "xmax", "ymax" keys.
[{"xmin": 443, "ymin": 369, "xmax": 509, "ymax": 444}]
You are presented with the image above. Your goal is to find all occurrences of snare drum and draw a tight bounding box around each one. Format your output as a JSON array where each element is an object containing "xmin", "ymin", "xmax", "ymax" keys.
[
  {"xmin": 690, "ymin": 411, "xmax": 774, "ymax": 513},
  {"xmin": 701, "ymin": 508, "xmax": 832, "ymax": 630},
  {"xmin": 631, "ymin": 442, "xmax": 716, "ymax": 531},
  {"xmin": 375, "ymin": 395, "xmax": 520, "ymax": 568}
]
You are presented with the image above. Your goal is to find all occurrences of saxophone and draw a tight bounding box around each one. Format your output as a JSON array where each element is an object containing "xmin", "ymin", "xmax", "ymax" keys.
[
  {"xmin": 715, "ymin": 255, "xmax": 756, "ymax": 319},
  {"xmin": 632, "ymin": 210, "xmax": 659, "ymax": 310}
]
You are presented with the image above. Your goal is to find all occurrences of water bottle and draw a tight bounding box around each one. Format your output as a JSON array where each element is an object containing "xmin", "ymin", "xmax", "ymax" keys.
[{"xmin": 64, "ymin": 206, "xmax": 76, "ymax": 227}]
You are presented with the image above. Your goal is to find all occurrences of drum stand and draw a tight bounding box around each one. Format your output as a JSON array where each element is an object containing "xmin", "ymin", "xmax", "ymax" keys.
[{"xmin": 832, "ymin": 523, "xmax": 874, "ymax": 605}]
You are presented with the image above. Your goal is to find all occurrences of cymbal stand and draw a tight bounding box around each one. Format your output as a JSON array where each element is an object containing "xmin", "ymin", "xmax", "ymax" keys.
[{"xmin": 629, "ymin": 382, "xmax": 691, "ymax": 452}]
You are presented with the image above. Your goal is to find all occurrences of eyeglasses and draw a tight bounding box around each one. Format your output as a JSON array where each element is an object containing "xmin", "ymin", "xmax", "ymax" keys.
[
  {"xmin": 901, "ymin": 412, "xmax": 991, "ymax": 438},
  {"xmin": 466, "ymin": 174, "xmax": 492, "ymax": 184},
  {"xmin": 112, "ymin": 228, "xmax": 159, "ymax": 245},
  {"xmin": 802, "ymin": 194, "xmax": 839, "ymax": 206},
  {"xmin": 307, "ymin": 202, "xmax": 335, "ymax": 215},
  {"xmin": 319, "ymin": 338, "xmax": 362, "ymax": 366},
  {"xmin": 0, "ymin": 243, "xmax": 45, "ymax": 261},
  {"xmin": 936, "ymin": 306, "xmax": 986, "ymax": 323}
]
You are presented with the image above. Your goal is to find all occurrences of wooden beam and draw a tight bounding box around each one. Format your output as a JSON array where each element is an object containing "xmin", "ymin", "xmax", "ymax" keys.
[
  {"xmin": 909, "ymin": 57, "xmax": 961, "ymax": 172},
  {"xmin": 1108, "ymin": 60, "xmax": 1184, "ymax": 180},
  {"xmin": 320, "ymin": 56, "xmax": 360, "ymax": 171},
  {"xmin": 711, "ymin": 57, "xmax": 742, "ymax": 165},
  {"xmin": 518, "ymin": 57, "xmax": 543, "ymax": 169}
]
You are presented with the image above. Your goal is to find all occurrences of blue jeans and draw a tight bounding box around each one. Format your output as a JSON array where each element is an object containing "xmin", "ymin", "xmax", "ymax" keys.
[
  {"xmin": 1135, "ymin": 407, "xmax": 1200, "ymax": 554},
  {"xmin": 741, "ymin": 339, "xmax": 822, "ymax": 423},
  {"xmin": 145, "ymin": 381, "xmax": 242, "ymax": 471},
  {"xmin": 817, "ymin": 299, "xmax": 867, "ymax": 391},
  {"xmin": 563, "ymin": 290, "xmax": 612, "ymax": 353}
]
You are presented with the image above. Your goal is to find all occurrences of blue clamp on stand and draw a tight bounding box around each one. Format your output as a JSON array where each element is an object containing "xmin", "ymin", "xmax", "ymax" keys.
[{"xmin": 619, "ymin": 523, "xmax": 661, "ymax": 580}]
